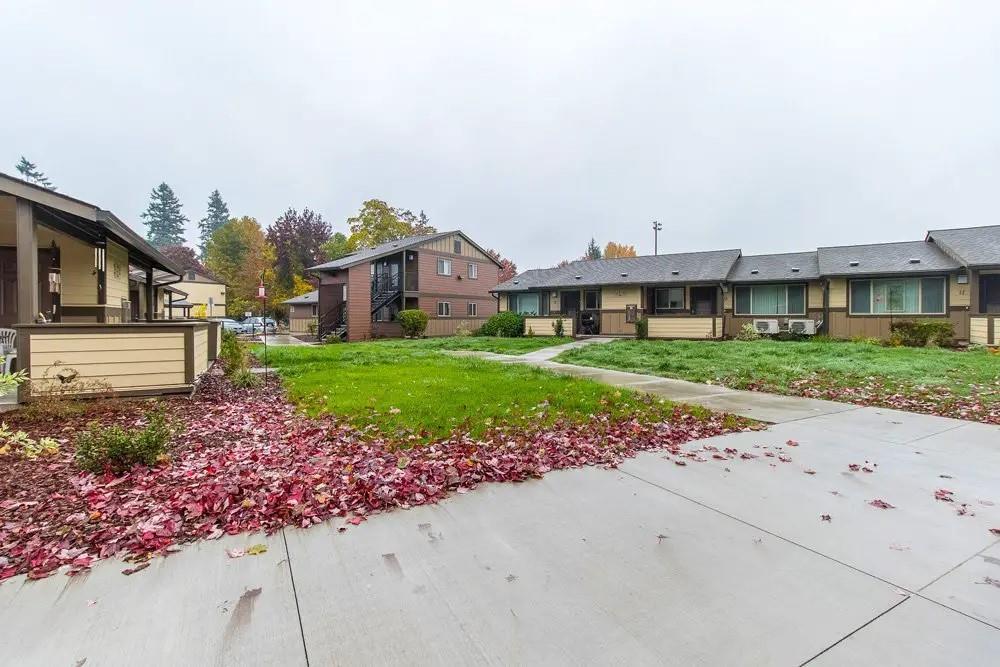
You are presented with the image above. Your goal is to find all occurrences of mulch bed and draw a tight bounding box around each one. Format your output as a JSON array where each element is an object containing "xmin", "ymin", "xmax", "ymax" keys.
[{"xmin": 0, "ymin": 370, "xmax": 755, "ymax": 581}]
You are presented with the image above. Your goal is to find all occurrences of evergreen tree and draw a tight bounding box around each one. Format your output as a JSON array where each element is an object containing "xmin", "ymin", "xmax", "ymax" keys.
[
  {"xmin": 15, "ymin": 156, "xmax": 56, "ymax": 190},
  {"xmin": 141, "ymin": 183, "xmax": 189, "ymax": 247},
  {"xmin": 198, "ymin": 189, "xmax": 230, "ymax": 256},
  {"xmin": 584, "ymin": 237, "xmax": 603, "ymax": 260}
]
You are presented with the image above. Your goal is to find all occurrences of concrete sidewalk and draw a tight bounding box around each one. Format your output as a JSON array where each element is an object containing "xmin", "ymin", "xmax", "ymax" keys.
[{"xmin": 2, "ymin": 404, "xmax": 997, "ymax": 665}]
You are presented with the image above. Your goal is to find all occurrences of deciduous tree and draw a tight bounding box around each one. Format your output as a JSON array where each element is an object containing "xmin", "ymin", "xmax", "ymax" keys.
[
  {"xmin": 321, "ymin": 232, "xmax": 352, "ymax": 261},
  {"xmin": 604, "ymin": 241, "xmax": 637, "ymax": 258},
  {"xmin": 205, "ymin": 216, "xmax": 276, "ymax": 316},
  {"xmin": 486, "ymin": 249, "xmax": 517, "ymax": 283},
  {"xmin": 198, "ymin": 190, "xmax": 230, "ymax": 256},
  {"xmin": 267, "ymin": 208, "xmax": 331, "ymax": 292},
  {"xmin": 142, "ymin": 183, "xmax": 188, "ymax": 247},
  {"xmin": 159, "ymin": 244, "xmax": 207, "ymax": 274},
  {"xmin": 15, "ymin": 157, "xmax": 56, "ymax": 190},
  {"xmin": 347, "ymin": 199, "xmax": 413, "ymax": 248}
]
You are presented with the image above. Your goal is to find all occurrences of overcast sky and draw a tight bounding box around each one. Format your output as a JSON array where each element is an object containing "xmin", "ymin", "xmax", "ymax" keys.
[{"xmin": 4, "ymin": 1, "xmax": 1000, "ymax": 269}]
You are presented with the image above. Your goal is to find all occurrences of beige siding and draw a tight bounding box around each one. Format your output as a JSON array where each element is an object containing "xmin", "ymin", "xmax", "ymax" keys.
[
  {"xmin": 524, "ymin": 317, "xmax": 572, "ymax": 336},
  {"xmin": 289, "ymin": 317, "xmax": 315, "ymax": 334},
  {"xmin": 498, "ymin": 296, "xmax": 508, "ymax": 312},
  {"xmin": 950, "ymin": 275, "xmax": 971, "ymax": 307},
  {"xmin": 420, "ymin": 234, "xmax": 490, "ymax": 261},
  {"xmin": 106, "ymin": 241, "xmax": 129, "ymax": 307},
  {"xmin": 601, "ymin": 285, "xmax": 641, "ymax": 310},
  {"xmin": 36, "ymin": 227, "xmax": 97, "ymax": 306},
  {"xmin": 175, "ymin": 279, "xmax": 227, "ymax": 316},
  {"xmin": 808, "ymin": 281, "xmax": 824, "ymax": 309},
  {"xmin": 29, "ymin": 332, "xmax": 187, "ymax": 393},
  {"xmin": 970, "ymin": 317, "xmax": 989, "ymax": 345},
  {"xmin": 424, "ymin": 318, "xmax": 489, "ymax": 337},
  {"xmin": 723, "ymin": 289, "xmax": 733, "ymax": 310},
  {"xmin": 193, "ymin": 327, "xmax": 208, "ymax": 377},
  {"xmin": 647, "ymin": 317, "xmax": 720, "ymax": 339},
  {"xmin": 549, "ymin": 291, "xmax": 561, "ymax": 312},
  {"xmin": 828, "ymin": 278, "xmax": 848, "ymax": 308}
]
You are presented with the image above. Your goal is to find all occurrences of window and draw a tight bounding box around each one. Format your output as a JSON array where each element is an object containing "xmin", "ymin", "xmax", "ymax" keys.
[
  {"xmin": 453, "ymin": 239, "xmax": 462, "ymax": 254},
  {"xmin": 187, "ymin": 270, "xmax": 196, "ymax": 280},
  {"xmin": 437, "ymin": 258, "xmax": 452, "ymax": 275},
  {"xmin": 468, "ymin": 262, "xmax": 478, "ymax": 279},
  {"xmin": 584, "ymin": 290, "xmax": 601, "ymax": 310},
  {"xmin": 513, "ymin": 293, "xmax": 540, "ymax": 315},
  {"xmin": 467, "ymin": 302, "xmax": 478, "ymax": 316},
  {"xmin": 342, "ymin": 284, "xmax": 348, "ymax": 301},
  {"xmin": 654, "ymin": 287, "xmax": 685, "ymax": 312},
  {"xmin": 311, "ymin": 304, "xmax": 318, "ymax": 316},
  {"xmin": 849, "ymin": 277, "xmax": 945, "ymax": 315},
  {"xmin": 437, "ymin": 301, "xmax": 451, "ymax": 317},
  {"xmin": 734, "ymin": 284, "xmax": 807, "ymax": 315}
]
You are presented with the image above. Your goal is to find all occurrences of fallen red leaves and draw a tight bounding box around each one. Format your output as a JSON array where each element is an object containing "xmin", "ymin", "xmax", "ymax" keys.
[
  {"xmin": 869, "ymin": 499, "xmax": 896, "ymax": 509},
  {"xmin": 1, "ymin": 372, "xmax": 753, "ymax": 581},
  {"xmin": 783, "ymin": 373, "xmax": 1000, "ymax": 425}
]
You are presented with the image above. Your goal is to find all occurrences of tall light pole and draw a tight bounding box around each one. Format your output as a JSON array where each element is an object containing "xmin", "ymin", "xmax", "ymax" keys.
[{"xmin": 652, "ymin": 220, "xmax": 662, "ymax": 255}]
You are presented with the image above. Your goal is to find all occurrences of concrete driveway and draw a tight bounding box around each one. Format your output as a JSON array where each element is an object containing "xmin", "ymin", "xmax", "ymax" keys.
[{"xmin": 2, "ymin": 405, "xmax": 998, "ymax": 665}]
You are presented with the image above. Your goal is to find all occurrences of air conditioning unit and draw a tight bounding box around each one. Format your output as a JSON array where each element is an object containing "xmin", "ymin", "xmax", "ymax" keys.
[
  {"xmin": 753, "ymin": 319, "xmax": 779, "ymax": 334},
  {"xmin": 788, "ymin": 319, "xmax": 817, "ymax": 335}
]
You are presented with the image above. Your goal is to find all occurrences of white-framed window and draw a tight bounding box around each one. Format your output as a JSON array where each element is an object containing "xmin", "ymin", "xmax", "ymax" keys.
[
  {"xmin": 654, "ymin": 287, "xmax": 685, "ymax": 312},
  {"xmin": 467, "ymin": 302, "xmax": 478, "ymax": 316},
  {"xmin": 437, "ymin": 258, "xmax": 452, "ymax": 276},
  {"xmin": 734, "ymin": 284, "xmax": 806, "ymax": 316},
  {"xmin": 437, "ymin": 301, "xmax": 451, "ymax": 317},
  {"xmin": 849, "ymin": 277, "xmax": 945, "ymax": 315},
  {"xmin": 468, "ymin": 262, "xmax": 478, "ymax": 279},
  {"xmin": 511, "ymin": 293, "xmax": 540, "ymax": 315}
]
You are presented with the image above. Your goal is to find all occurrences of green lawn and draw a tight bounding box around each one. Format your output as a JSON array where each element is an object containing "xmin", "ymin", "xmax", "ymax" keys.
[
  {"xmin": 556, "ymin": 339, "xmax": 999, "ymax": 396},
  {"xmin": 382, "ymin": 335, "xmax": 573, "ymax": 355},
  {"xmin": 257, "ymin": 340, "xmax": 702, "ymax": 440}
]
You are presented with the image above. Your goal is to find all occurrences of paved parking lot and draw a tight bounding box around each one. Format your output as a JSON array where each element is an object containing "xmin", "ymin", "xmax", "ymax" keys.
[{"xmin": 2, "ymin": 402, "xmax": 997, "ymax": 665}]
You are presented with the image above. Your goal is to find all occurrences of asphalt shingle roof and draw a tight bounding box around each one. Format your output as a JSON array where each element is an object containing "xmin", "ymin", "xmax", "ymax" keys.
[
  {"xmin": 927, "ymin": 225, "xmax": 1000, "ymax": 267},
  {"xmin": 817, "ymin": 240, "xmax": 960, "ymax": 276},
  {"xmin": 727, "ymin": 251, "xmax": 820, "ymax": 282},
  {"xmin": 283, "ymin": 290, "xmax": 318, "ymax": 305},
  {"xmin": 494, "ymin": 249, "xmax": 741, "ymax": 292},
  {"xmin": 308, "ymin": 232, "xmax": 450, "ymax": 272}
]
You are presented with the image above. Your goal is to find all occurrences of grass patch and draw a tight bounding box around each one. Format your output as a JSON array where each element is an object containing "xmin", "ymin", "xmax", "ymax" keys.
[
  {"xmin": 556, "ymin": 339, "xmax": 1000, "ymax": 396},
  {"xmin": 257, "ymin": 341, "xmax": 707, "ymax": 440},
  {"xmin": 374, "ymin": 336, "xmax": 573, "ymax": 355}
]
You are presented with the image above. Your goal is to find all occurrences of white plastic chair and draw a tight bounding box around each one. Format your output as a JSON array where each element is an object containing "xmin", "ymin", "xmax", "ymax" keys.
[{"xmin": 0, "ymin": 328, "xmax": 16, "ymax": 374}]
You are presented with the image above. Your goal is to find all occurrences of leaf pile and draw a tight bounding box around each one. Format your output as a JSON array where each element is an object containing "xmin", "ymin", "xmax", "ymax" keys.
[{"xmin": 0, "ymin": 373, "xmax": 753, "ymax": 581}]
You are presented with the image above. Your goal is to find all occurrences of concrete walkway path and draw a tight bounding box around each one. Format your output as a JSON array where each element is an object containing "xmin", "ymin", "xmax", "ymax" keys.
[
  {"xmin": 452, "ymin": 338, "xmax": 857, "ymax": 423},
  {"xmin": 3, "ymin": 404, "xmax": 997, "ymax": 665}
]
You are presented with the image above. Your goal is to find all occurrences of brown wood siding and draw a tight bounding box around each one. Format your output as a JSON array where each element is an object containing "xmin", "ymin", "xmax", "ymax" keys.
[
  {"xmin": 724, "ymin": 311, "xmax": 824, "ymax": 337},
  {"xmin": 826, "ymin": 310, "xmax": 969, "ymax": 341},
  {"xmin": 600, "ymin": 310, "xmax": 636, "ymax": 336},
  {"xmin": 346, "ymin": 265, "xmax": 371, "ymax": 342}
]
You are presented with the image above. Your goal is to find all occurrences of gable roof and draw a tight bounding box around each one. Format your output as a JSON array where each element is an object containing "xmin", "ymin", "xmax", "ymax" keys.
[
  {"xmin": 494, "ymin": 249, "xmax": 741, "ymax": 292},
  {"xmin": 0, "ymin": 172, "xmax": 182, "ymax": 276},
  {"xmin": 728, "ymin": 251, "xmax": 820, "ymax": 282},
  {"xmin": 817, "ymin": 240, "xmax": 960, "ymax": 276},
  {"xmin": 283, "ymin": 290, "xmax": 318, "ymax": 305},
  {"xmin": 308, "ymin": 230, "xmax": 502, "ymax": 272},
  {"xmin": 926, "ymin": 225, "xmax": 1000, "ymax": 268}
]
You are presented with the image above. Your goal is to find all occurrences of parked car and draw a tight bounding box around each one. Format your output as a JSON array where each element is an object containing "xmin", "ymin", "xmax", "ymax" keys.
[
  {"xmin": 243, "ymin": 316, "xmax": 277, "ymax": 335},
  {"xmin": 217, "ymin": 318, "xmax": 249, "ymax": 335}
]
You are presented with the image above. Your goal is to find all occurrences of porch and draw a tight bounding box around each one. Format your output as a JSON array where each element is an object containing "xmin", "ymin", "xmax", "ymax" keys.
[{"xmin": 0, "ymin": 171, "xmax": 218, "ymax": 403}]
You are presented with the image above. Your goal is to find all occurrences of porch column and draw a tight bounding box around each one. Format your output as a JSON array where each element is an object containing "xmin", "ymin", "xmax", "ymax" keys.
[
  {"xmin": 145, "ymin": 266, "xmax": 155, "ymax": 321},
  {"xmin": 15, "ymin": 199, "xmax": 38, "ymax": 322}
]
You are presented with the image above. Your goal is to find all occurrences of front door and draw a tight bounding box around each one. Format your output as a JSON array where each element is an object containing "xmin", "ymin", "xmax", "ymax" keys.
[
  {"xmin": 0, "ymin": 247, "xmax": 58, "ymax": 326},
  {"xmin": 982, "ymin": 275, "xmax": 1000, "ymax": 313},
  {"xmin": 690, "ymin": 286, "xmax": 717, "ymax": 315}
]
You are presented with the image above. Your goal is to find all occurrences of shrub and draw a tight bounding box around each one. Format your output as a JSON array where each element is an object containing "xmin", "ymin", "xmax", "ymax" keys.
[
  {"xmin": 552, "ymin": 318, "xmax": 565, "ymax": 337},
  {"xmin": 220, "ymin": 329, "xmax": 246, "ymax": 373},
  {"xmin": 75, "ymin": 408, "xmax": 174, "ymax": 474},
  {"xmin": 18, "ymin": 363, "xmax": 115, "ymax": 422},
  {"xmin": 398, "ymin": 309, "xmax": 430, "ymax": 338},
  {"xmin": 479, "ymin": 312, "xmax": 525, "ymax": 338},
  {"xmin": 0, "ymin": 422, "xmax": 59, "ymax": 459},
  {"xmin": 229, "ymin": 368, "xmax": 262, "ymax": 389},
  {"xmin": 635, "ymin": 317, "xmax": 648, "ymax": 340},
  {"xmin": 455, "ymin": 320, "xmax": 474, "ymax": 337},
  {"xmin": 306, "ymin": 321, "xmax": 318, "ymax": 336},
  {"xmin": 888, "ymin": 320, "xmax": 955, "ymax": 347},
  {"xmin": 735, "ymin": 322, "xmax": 761, "ymax": 341}
]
